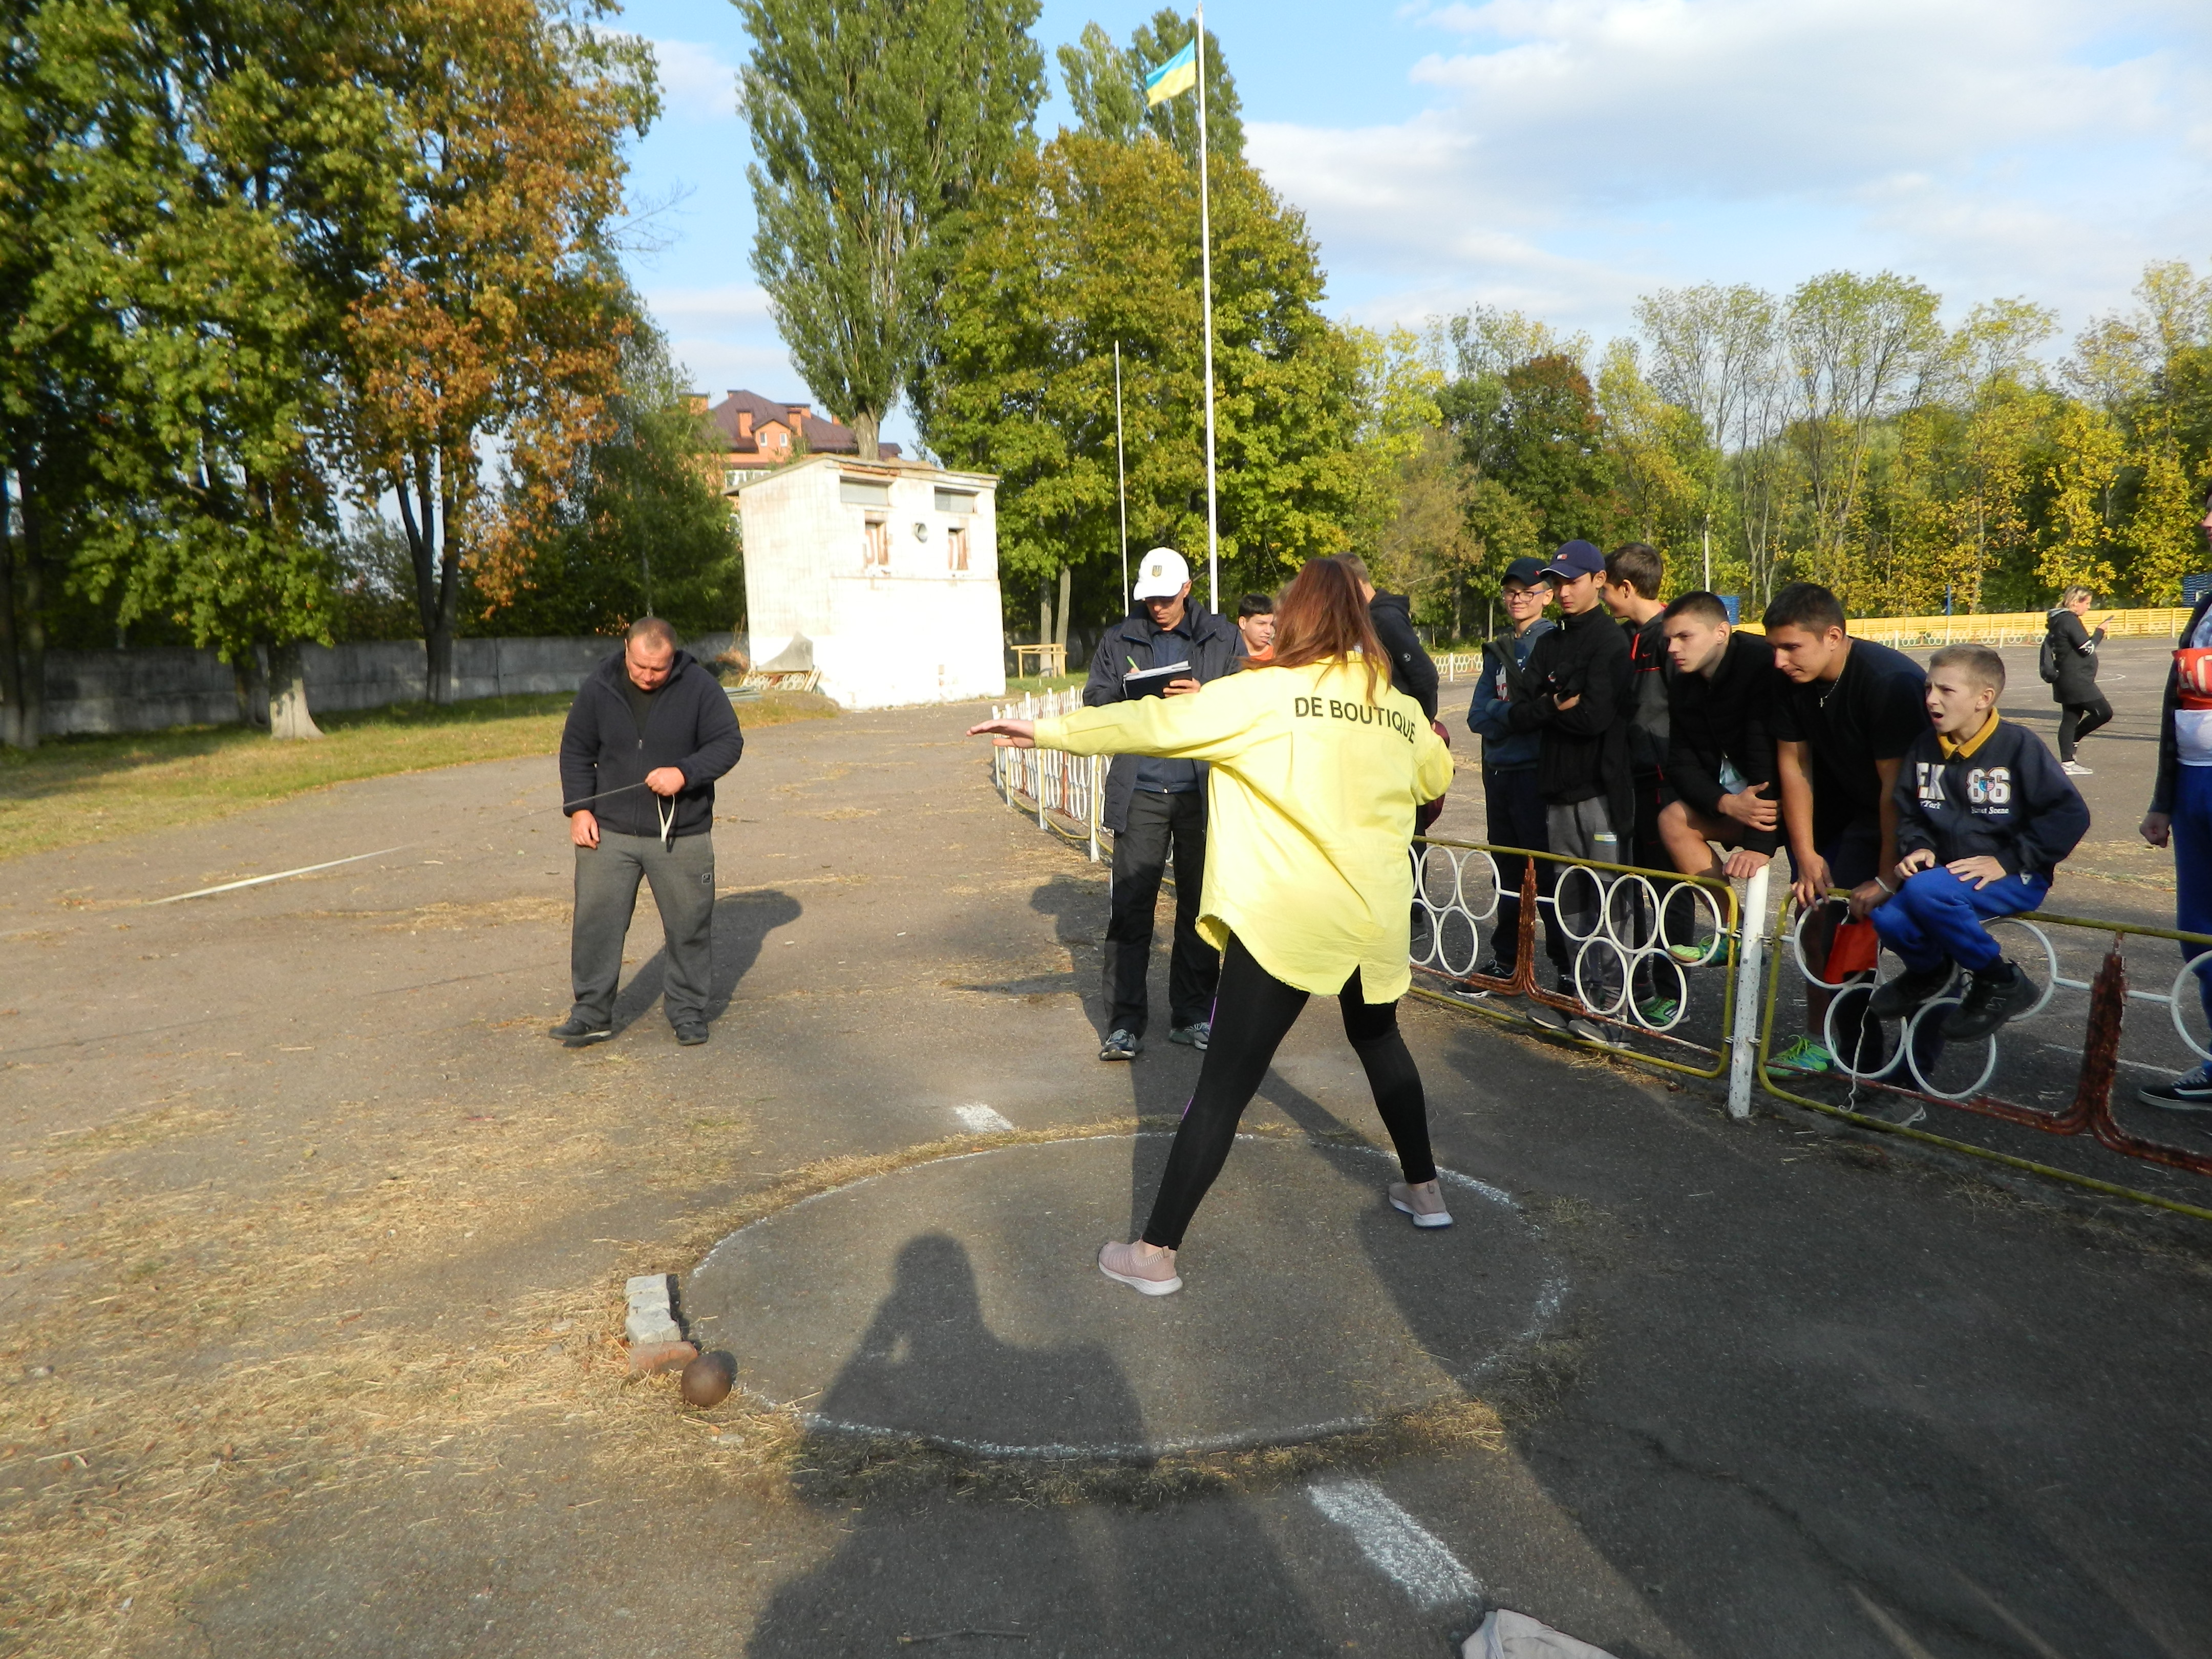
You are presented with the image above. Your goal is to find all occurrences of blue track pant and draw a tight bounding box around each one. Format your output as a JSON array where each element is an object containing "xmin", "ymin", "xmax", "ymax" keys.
[
  {"xmin": 1871, "ymin": 866, "xmax": 2050, "ymax": 974},
  {"xmin": 2174, "ymin": 764, "xmax": 2212, "ymax": 1026}
]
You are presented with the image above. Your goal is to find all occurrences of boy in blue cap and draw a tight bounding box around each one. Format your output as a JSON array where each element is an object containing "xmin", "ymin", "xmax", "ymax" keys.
[{"xmin": 1867, "ymin": 644, "xmax": 2088, "ymax": 1040}]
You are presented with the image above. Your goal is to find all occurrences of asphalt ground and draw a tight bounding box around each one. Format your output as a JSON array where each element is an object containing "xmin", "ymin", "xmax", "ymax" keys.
[{"xmin": 0, "ymin": 636, "xmax": 2206, "ymax": 1658}]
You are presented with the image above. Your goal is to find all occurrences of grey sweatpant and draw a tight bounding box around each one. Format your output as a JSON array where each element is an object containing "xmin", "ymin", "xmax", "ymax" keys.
[
  {"xmin": 570, "ymin": 828, "xmax": 716, "ymax": 1028},
  {"xmin": 1544, "ymin": 798, "xmax": 1621, "ymax": 966}
]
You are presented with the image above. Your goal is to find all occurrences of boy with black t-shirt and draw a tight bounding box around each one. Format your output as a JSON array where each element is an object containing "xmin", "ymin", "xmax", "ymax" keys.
[
  {"xmin": 1867, "ymin": 645, "xmax": 2087, "ymax": 1040},
  {"xmin": 1764, "ymin": 583, "xmax": 1931, "ymax": 1073}
]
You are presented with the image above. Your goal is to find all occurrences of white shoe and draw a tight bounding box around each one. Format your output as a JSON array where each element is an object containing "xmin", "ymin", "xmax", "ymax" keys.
[
  {"xmin": 2061, "ymin": 760, "xmax": 2092, "ymax": 776},
  {"xmin": 1389, "ymin": 1181, "xmax": 1454, "ymax": 1228},
  {"xmin": 1098, "ymin": 1240, "xmax": 1181, "ymax": 1295},
  {"xmin": 1567, "ymin": 1016, "xmax": 1623, "ymax": 1048}
]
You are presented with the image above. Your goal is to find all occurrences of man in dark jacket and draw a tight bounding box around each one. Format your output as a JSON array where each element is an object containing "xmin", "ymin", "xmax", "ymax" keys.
[
  {"xmin": 2042, "ymin": 587, "xmax": 2112, "ymax": 774},
  {"xmin": 1655, "ymin": 591, "xmax": 1781, "ymax": 881},
  {"xmin": 1339, "ymin": 555, "xmax": 1439, "ymax": 719},
  {"xmin": 1601, "ymin": 542, "xmax": 1671, "ymax": 869},
  {"xmin": 553, "ymin": 618, "xmax": 745, "ymax": 1048},
  {"xmin": 1083, "ymin": 547, "xmax": 1244, "ymax": 1060},
  {"xmin": 1507, "ymin": 540, "xmax": 1633, "ymax": 1030},
  {"xmin": 1466, "ymin": 557, "xmax": 1564, "ymax": 982}
]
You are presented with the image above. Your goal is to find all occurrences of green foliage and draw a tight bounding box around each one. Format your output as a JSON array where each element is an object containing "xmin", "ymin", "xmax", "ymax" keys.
[
  {"xmin": 920, "ymin": 131, "xmax": 1359, "ymax": 627},
  {"xmin": 737, "ymin": 0, "xmax": 1047, "ymax": 458}
]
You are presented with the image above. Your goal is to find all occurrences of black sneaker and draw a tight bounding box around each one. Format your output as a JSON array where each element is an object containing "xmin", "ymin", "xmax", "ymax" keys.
[
  {"xmin": 1867, "ymin": 965, "xmax": 1952, "ymax": 1023},
  {"xmin": 1099, "ymin": 1028, "xmax": 1141, "ymax": 1061},
  {"xmin": 2138, "ymin": 1062, "xmax": 2212, "ymax": 1112},
  {"xmin": 1473, "ymin": 956, "xmax": 1512, "ymax": 981},
  {"xmin": 674, "ymin": 1022, "xmax": 709, "ymax": 1047},
  {"xmin": 1168, "ymin": 1021, "xmax": 1210, "ymax": 1051},
  {"xmin": 1941, "ymin": 960, "xmax": 2029, "ymax": 1041},
  {"xmin": 548, "ymin": 1016, "xmax": 612, "ymax": 1048}
]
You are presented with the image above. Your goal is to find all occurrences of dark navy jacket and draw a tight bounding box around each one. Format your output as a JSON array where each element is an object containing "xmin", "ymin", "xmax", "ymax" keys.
[
  {"xmin": 1081, "ymin": 606, "xmax": 1244, "ymax": 833},
  {"xmin": 1892, "ymin": 718, "xmax": 2088, "ymax": 880},
  {"xmin": 1468, "ymin": 618, "xmax": 1555, "ymax": 771},
  {"xmin": 559, "ymin": 648, "xmax": 745, "ymax": 839}
]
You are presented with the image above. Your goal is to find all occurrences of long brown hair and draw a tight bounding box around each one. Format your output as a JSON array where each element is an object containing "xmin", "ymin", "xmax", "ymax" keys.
[{"xmin": 1264, "ymin": 557, "xmax": 1387, "ymax": 700}]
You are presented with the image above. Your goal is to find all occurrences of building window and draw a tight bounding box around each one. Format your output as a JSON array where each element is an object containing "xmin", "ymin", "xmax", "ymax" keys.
[
  {"xmin": 723, "ymin": 469, "xmax": 741, "ymax": 492},
  {"xmin": 934, "ymin": 488, "xmax": 976, "ymax": 515},
  {"xmin": 863, "ymin": 516, "xmax": 890, "ymax": 569},
  {"xmin": 947, "ymin": 523, "xmax": 969, "ymax": 572}
]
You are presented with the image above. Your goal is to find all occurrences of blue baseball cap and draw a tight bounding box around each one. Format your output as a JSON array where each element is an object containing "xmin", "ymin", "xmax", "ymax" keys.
[
  {"xmin": 1537, "ymin": 540, "xmax": 1606, "ymax": 582},
  {"xmin": 1500, "ymin": 556, "xmax": 1547, "ymax": 588}
]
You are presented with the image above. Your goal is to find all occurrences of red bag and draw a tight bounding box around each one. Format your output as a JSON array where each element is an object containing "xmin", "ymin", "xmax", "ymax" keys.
[
  {"xmin": 1825, "ymin": 917, "xmax": 1880, "ymax": 981},
  {"xmin": 2175, "ymin": 646, "xmax": 2212, "ymax": 710}
]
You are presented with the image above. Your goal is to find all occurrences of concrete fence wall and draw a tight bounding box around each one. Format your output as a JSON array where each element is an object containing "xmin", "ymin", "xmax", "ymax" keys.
[{"xmin": 33, "ymin": 633, "xmax": 737, "ymax": 738}]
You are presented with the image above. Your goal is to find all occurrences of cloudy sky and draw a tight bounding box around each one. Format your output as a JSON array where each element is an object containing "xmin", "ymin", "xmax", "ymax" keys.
[{"xmin": 612, "ymin": 0, "xmax": 2212, "ymax": 448}]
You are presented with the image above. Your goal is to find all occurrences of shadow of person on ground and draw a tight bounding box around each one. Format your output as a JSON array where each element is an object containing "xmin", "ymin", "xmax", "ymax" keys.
[
  {"xmin": 748, "ymin": 1232, "xmax": 1337, "ymax": 1658},
  {"xmin": 610, "ymin": 887, "xmax": 800, "ymax": 1033}
]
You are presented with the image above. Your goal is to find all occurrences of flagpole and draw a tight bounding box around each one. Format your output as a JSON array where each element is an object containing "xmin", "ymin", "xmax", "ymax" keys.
[
  {"xmin": 1194, "ymin": 5, "xmax": 1219, "ymax": 613},
  {"xmin": 1114, "ymin": 341, "xmax": 1130, "ymax": 613}
]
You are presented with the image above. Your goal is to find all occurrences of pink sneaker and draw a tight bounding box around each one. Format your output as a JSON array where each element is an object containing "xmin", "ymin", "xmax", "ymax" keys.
[
  {"xmin": 1098, "ymin": 1240, "xmax": 1182, "ymax": 1295},
  {"xmin": 1389, "ymin": 1181, "xmax": 1454, "ymax": 1228}
]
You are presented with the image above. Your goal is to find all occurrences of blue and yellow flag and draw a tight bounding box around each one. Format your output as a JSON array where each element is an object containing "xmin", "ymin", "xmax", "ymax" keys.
[{"xmin": 1144, "ymin": 40, "xmax": 1197, "ymax": 106}]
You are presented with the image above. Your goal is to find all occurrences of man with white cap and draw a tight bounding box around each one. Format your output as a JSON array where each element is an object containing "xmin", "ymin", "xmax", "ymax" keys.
[{"xmin": 1081, "ymin": 548, "xmax": 1246, "ymax": 1060}]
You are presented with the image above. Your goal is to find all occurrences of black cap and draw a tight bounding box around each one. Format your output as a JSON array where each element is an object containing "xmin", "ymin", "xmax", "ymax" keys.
[{"xmin": 1500, "ymin": 557, "xmax": 1546, "ymax": 588}]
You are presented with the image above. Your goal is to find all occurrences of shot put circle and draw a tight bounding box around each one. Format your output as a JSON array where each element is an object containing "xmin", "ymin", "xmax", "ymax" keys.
[{"xmin": 684, "ymin": 1135, "xmax": 1565, "ymax": 1459}]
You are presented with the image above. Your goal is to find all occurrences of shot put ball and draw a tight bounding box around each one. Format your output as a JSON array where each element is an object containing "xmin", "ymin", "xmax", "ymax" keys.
[{"xmin": 680, "ymin": 1350, "xmax": 736, "ymax": 1408}]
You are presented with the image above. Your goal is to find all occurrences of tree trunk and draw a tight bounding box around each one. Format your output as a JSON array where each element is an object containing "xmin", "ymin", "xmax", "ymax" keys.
[
  {"xmin": 267, "ymin": 641, "xmax": 323, "ymax": 740},
  {"xmin": 0, "ymin": 463, "xmax": 24, "ymax": 749},
  {"xmin": 233, "ymin": 650, "xmax": 270, "ymax": 728},
  {"xmin": 1054, "ymin": 564, "xmax": 1072, "ymax": 657},
  {"xmin": 853, "ymin": 409, "xmax": 880, "ymax": 463},
  {"xmin": 430, "ymin": 456, "xmax": 464, "ymax": 706},
  {"xmin": 1039, "ymin": 581, "xmax": 1051, "ymax": 649},
  {"xmin": 15, "ymin": 477, "xmax": 47, "ymax": 751}
]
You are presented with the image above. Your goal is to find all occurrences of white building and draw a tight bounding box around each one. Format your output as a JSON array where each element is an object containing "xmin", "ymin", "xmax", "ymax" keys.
[{"xmin": 736, "ymin": 455, "xmax": 1006, "ymax": 710}]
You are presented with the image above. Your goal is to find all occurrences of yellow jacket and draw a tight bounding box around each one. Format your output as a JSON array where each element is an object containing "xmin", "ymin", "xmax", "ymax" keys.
[{"xmin": 1034, "ymin": 658, "xmax": 1453, "ymax": 1001}]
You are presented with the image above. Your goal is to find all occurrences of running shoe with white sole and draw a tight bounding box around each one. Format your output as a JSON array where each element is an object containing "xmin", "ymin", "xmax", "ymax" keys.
[
  {"xmin": 1389, "ymin": 1181, "xmax": 1454, "ymax": 1228},
  {"xmin": 1168, "ymin": 1020, "xmax": 1210, "ymax": 1051},
  {"xmin": 1769, "ymin": 1035, "xmax": 1833, "ymax": 1074},
  {"xmin": 1097, "ymin": 1241, "xmax": 1181, "ymax": 1295},
  {"xmin": 2061, "ymin": 760, "xmax": 2093, "ymax": 776},
  {"xmin": 1099, "ymin": 1028, "xmax": 1140, "ymax": 1061},
  {"xmin": 2140, "ymin": 1062, "xmax": 2212, "ymax": 1112}
]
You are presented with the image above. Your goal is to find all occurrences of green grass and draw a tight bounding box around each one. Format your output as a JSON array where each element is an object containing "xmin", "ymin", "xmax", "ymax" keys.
[{"xmin": 0, "ymin": 689, "xmax": 836, "ymax": 861}]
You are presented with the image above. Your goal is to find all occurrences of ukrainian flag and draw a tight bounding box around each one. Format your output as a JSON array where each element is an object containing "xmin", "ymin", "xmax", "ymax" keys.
[{"xmin": 1144, "ymin": 39, "xmax": 1197, "ymax": 105}]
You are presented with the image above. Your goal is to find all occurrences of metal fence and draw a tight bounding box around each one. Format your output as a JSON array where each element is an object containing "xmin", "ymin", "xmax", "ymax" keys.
[{"xmin": 987, "ymin": 748, "xmax": 2210, "ymax": 1220}]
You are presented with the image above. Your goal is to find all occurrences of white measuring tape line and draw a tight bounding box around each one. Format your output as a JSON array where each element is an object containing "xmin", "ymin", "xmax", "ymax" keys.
[{"xmin": 138, "ymin": 780, "xmax": 668, "ymax": 907}]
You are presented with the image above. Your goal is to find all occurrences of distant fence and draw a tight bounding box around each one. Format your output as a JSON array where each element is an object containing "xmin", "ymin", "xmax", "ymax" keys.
[
  {"xmin": 1435, "ymin": 606, "xmax": 2197, "ymax": 680},
  {"xmin": 28, "ymin": 633, "xmax": 736, "ymax": 738}
]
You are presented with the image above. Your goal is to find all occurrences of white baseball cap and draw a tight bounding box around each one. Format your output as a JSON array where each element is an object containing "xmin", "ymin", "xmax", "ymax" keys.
[{"xmin": 1133, "ymin": 547, "xmax": 1190, "ymax": 601}]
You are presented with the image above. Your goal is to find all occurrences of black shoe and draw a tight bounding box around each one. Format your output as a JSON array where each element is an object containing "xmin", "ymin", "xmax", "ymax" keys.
[
  {"xmin": 674, "ymin": 1022, "xmax": 709, "ymax": 1047},
  {"xmin": 1099, "ymin": 1028, "xmax": 1141, "ymax": 1061},
  {"xmin": 1866, "ymin": 965, "xmax": 1952, "ymax": 1023},
  {"xmin": 1941, "ymin": 960, "xmax": 2029, "ymax": 1041},
  {"xmin": 2139, "ymin": 1064, "xmax": 2212, "ymax": 1111},
  {"xmin": 548, "ymin": 1016, "xmax": 612, "ymax": 1048}
]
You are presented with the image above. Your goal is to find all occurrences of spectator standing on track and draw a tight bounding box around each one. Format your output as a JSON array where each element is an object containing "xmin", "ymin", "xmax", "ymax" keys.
[
  {"xmin": 1601, "ymin": 543, "xmax": 1671, "ymax": 870},
  {"xmin": 1766, "ymin": 583, "xmax": 1931, "ymax": 1074},
  {"xmin": 969, "ymin": 558, "xmax": 1456, "ymax": 1295},
  {"xmin": 1235, "ymin": 592, "xmax": 1277, "ymax": 663},
  {"xmin": 2137, "ymin": 485, "xmax": 2212, "ymax": 1111},
  {"xmin": 552, "ymin": 618, "xmax": 745, "ymax": 1049},
  {"xmin": 1083, "ymin": 547, "xmax": 1245, "ymax": 1062},
  {"xmin": 1338, "ymin": 555, "xmax": 1439, "ymax": 719},
  {"xmin": 1656, "ymin": 591, "xmax": 1781, "ymax": 883},
  {"xmin": 2041, "ymin": 587, "xmax": 2114, "ymax": 775},
  {"xmin": 1866, "ymin": 645, "xmax": 2087, "ymax": 1040},
  {"xmin": 1466, "ymin": 557, "xmax": 1565, "ymax": 986},
  {"xmin": 1507, "ymin": 540, "xmax": 1633, "ymax": 1039}
]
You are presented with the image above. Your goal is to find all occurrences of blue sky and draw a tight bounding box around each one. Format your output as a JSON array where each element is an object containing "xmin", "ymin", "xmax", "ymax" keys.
[{"xmin": 612, "ymin": 0, "xmax": 2212, "ymax": 450}]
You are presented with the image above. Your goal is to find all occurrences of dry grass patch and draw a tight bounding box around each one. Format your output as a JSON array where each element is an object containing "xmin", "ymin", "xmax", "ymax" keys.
[{"xmin": 0, "ymin": 691, "xmax": 835, "ymax": 862}]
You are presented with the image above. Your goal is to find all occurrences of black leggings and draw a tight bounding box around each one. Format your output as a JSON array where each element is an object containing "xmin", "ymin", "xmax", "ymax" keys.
[
  {"xmin": 1140, "ymin": 933, "xmax": 1437, "ymax": 1250},
  {"xmin": 2058, "ymin": 697, "xmax": 2112, "ymax": 761}
]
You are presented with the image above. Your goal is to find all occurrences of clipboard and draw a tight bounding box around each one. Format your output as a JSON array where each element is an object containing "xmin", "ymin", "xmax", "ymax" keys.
[{"xmin": 1122, "ymin": 660, "xmax": 1193, "ymax": 699}]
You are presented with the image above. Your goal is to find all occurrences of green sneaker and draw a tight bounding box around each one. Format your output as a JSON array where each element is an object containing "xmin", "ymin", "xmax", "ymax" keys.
[
  {"xmin": 1669, "ymin": 940, "xmax": 1722, "ymax": 966},
  {"xmin": 1636, "ymin": 995, "xmax": 1680, "ymax": 1026},
  {"xmin": 1770, "ymin": 1036, "xmax": 1833, "ymax": 1074}
]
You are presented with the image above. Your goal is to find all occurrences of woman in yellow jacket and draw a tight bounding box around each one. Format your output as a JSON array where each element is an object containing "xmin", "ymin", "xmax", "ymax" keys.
[{"xmin": 970, "ymin": 558, "xmax": 1456, "ymax": 1296}]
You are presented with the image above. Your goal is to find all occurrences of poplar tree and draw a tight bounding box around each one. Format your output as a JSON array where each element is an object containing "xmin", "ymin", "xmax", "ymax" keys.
[{"xmin": 735, "ymin": 0, "xmax": 1046, "ymax": 460}]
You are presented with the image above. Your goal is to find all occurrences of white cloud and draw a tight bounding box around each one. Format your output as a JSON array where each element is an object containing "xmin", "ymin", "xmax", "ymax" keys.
[
  {"xmin": 1249, "ymin": 0, "xmax": 2212, "ymax": 339},
  {"xmin": 648, "ymin": 37, "xmax": 741, "ymax": 124}
]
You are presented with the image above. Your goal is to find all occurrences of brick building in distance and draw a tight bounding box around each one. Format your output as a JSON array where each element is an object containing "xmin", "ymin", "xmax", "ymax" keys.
[{"xmin": 685, "ymin": 390, "xmax": 903, "ymax": 500}]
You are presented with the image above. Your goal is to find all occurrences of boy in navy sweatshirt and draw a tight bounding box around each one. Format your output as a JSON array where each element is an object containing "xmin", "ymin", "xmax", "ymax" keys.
[{"xmin": 1867, "ymin": 644, "xmax": 2089, "ymax": 1041}]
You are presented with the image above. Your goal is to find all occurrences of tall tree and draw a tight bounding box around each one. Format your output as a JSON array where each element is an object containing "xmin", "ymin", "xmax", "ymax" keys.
[
  {"xmin": 1057, "ymin": 22, "xmax": 1145, "ymax": 146},
  {"xmin": 341, "ymin": 0, "xmax": 655, "ymax": 703},
  {"xmin": 737, "ymin": 0, "xmax": 1046, "ymax": 460}
]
